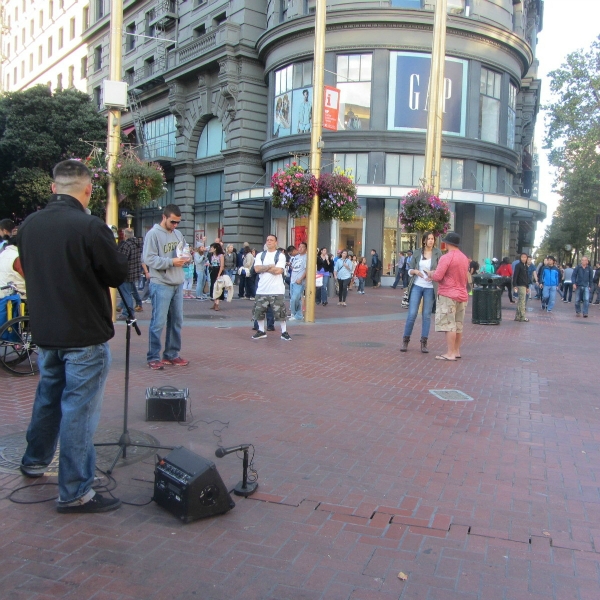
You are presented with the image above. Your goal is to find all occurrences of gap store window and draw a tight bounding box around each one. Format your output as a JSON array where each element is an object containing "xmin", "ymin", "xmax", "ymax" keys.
[
  {"xmin": 385, "ymin": 154, "xmax": 463, "ymax": 189},
  {"xmin": 476, "ymin": 163, "xmax": 498, "ymax": 193},
  {"xmin": 507, "ymin": 82, "xmax": 517, "ymax": 150},
  {"xmin": 382, "ymin": 199, "xmax": 417, "ymax": 276},
  {"xmin": 479, "ymin": 68, "xmax": 501, "ymax": 144},
  {"xmin": 336, "ymin": 54, "xmax": 372, "ymax": 130},
  {"xmin": 273, "ymin": 61, "xmax": 313, "ymax": 137},
  {"xmin": 333, "ymin": 153, "xmax": 369, "ymax": 183},
  {"xmin": 197, "ymin": 117, "xmax": 225, "ymax": 159},
  {"xmin": 271, "ymin": 156, "xmax": 309, "ymax": 177},
  {"xmin": 473, "ymin": 205, "xmax": 495, "ymax": 264},
  {"xmin": 144, "ymin": 114, "xmax": 176, "ymax": 159},
  {"xmin": 336, "ymin": 198, "xmax": 366, "ymax": 258}
]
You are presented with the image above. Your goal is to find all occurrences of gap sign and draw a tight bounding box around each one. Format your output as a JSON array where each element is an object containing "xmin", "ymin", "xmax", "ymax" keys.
[{"xmin": 387, "ymin": 52, "xmax": 468, "ymax": 136}]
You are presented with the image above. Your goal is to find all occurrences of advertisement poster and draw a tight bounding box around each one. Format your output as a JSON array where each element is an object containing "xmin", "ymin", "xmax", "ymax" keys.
[
  {"xmin": 292, "ymin": 87, "xmax": 313, "ymax": 134},
  {"xmin": 323, "ymin": 86, "xmax": 340, "ymax": 131},
  {"xmin": 387, "ymin": 52, "xmax": 468, "ymax": 136},
  {"xmin": 273, "ymin": 93, "xmax": 291, "ymax": 137}
]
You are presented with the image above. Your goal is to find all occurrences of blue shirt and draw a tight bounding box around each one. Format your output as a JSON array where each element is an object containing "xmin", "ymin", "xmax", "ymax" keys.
[{"xmin": 334, "ymin": 258, "xmax": 353, "ymax": 280}]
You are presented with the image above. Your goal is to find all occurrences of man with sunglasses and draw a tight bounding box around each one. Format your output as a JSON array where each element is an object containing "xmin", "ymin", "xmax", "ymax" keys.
[{"xmin": 143, "ymin": 204, "xmax": 190, "ymax": 370}]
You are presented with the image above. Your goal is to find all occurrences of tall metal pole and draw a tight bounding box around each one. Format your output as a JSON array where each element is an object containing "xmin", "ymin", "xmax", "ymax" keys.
[
  {"xmin": 423, "ymin": 0, "xmax": 447, "ymax": 197},
  {"xmin": 106, "ymin": 0, "xmax": 124, "ymax": 317},
  {"xmin": 305, "ymin": 0, "xmax": 326, "ymax": 323}
]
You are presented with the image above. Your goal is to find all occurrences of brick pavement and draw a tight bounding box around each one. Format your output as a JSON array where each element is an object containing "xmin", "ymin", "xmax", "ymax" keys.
[{"xmin": 1, "ymin": 287, "xmax": 599, "ymax": 599}]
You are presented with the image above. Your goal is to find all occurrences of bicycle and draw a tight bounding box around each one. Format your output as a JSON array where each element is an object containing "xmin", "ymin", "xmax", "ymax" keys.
[{"xmin": 0, "ymin": 283, "xmax": 38, "ymax": 376}]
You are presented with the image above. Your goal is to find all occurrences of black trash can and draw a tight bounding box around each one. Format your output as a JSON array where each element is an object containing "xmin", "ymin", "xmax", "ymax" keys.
[{"xmin": 471, "ymin": 275, "xmax": 508, "ymax": 325}]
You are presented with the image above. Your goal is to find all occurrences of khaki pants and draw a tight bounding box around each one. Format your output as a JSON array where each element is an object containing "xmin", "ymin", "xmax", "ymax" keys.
[{"xmin": 515, "ymin": 286, "xmax": 527, "ymax": 320}]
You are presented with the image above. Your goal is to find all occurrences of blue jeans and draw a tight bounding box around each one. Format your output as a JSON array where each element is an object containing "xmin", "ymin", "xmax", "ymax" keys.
[
  {"xmin": 542, "ymin": 285, "xmax": 557, "ymax": 311},
  {"xmin": 119, "ymin": 281, "xmax": 136, "ymax": 315},
  {"xmin": 317, "ymin": 275, "xmax": 329, "ymax": 304},
  {"xmin": 195, "ymin": 269, "xmax": 206, "ymax": 298},
  {"xmin": 562, "ymin": 282, "xmax": 573, "ymax": 302},
  {"xmin": 403, "ymin": 285, "xmax": 435, "ymax": 338},
  {"xmin": 392, "ymin": 269, "xmax": 403, "ymax": 288},
  {"xmin": 147, "ymin": 281, "xmax": 184, "ymax": 362},
  {"xmin": 22, "ymin": 343, "xmax": 111, "ymax": 503},
  {"xmin": 290, "ymin": 281, "xmax": 305, "ymax": 319},
  {"xmin": 357, "ymin": 277, "xmax": 365, "ymax": 292},
  {"xmin": 575, "ymin": 286, "xmax": 590, "ymax": 315}
]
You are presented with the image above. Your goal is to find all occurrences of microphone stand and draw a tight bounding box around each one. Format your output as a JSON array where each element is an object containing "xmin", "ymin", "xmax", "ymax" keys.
[{"xmin": 95, "ymin": 286, "xmax": 173, "ymax": 474}]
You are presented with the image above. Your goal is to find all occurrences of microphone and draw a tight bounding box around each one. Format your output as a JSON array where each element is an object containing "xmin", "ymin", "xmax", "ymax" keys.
[{"xmin": 215, "ymin": 444, "xmax": 251, "ymax": 458}]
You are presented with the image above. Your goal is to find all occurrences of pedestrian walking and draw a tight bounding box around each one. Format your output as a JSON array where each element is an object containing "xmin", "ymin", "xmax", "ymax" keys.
[
  {"xmin": 18, "ymin": 159, "xmax": 128, "ymax": 513},
  {"xmin": 400, "ymin": 231, "xmax": 442, "ymax": 353},
  {"xmin": 289, "ymin": 242, "xmax": 307, "ymax": 320},
  {"xmin": 495, "ymin": 257, "xmax": 514, "ymax": 303},
  {"xmin": 334, "ymin": 249, "xmax": 353, "ymax": 306},
  {"xmin": 562, "ymin": 264, "xmax": 574, "ymax": 303},
  {"xmin": 512, "ymin": 252, "xmax": 529, "ymax": 322},
  {"xmin": 193, "ymin": 245, "xmax": 209, "ymax": 300},
  {"xmin": 540, "ymin": 256, "xmax": 560, "ymax": 312},
  {"xmin": 209, "ymin": 242, "xmax": 225, "ymax": 311},
  {"xmin": 355, "ymin": 257, "xmax": 368, "ymax": 293},
  {"xmin": 391, "ymin": 251, "xmax": 405, "ymax": 289},
  {"xmin": 370, "ymin": 249, "xmax": 382, "ymax": 287},
  {"xmin": 572, "ymin": 256, "xmax": 593, "ymax": 318},
  {"xmin": 316, "ymin": 247, "xmax": 333, "ymax": 305}
]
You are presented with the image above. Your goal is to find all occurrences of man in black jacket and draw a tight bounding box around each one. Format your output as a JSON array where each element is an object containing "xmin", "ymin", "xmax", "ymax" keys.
[
  {"xmin": 17, "ymin": 160, "xmax": 128, "ymax": 514},
  {"xmin": 512, "ymin": 253, "xmax": 529, "ymax": 322},
  {"xmin": 572, "ymin": 256, "xmax": 593, "ymax": 318}
]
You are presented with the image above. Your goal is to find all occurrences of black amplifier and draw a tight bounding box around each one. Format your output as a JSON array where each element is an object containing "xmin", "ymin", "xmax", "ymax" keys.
[
  {"xmin": 146, "ymin": 387, "xmax": 189, "ymax": 422},
  {"xmin": 153, "ymin": 446, "xmax": 235, "ymax": 523}
]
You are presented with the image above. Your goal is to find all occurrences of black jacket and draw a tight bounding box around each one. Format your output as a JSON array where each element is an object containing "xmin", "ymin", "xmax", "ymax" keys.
[
  {"xmin": 17, "ymin": 194, "xmax": 128, "ymax": 348},
  {"xmin": 317, "ymin": 255, "xmax": 334, "ymax": 274},
  {"xmin": 513, "ymin": 261, "xmax": 529, "ymax": 287},
  {"xmin": 572, "ymin": 264, "xmax": 593, "ymax": 287}
]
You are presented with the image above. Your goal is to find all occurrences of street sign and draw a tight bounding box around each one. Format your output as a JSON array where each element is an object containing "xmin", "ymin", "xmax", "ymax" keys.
[{"xmin": 323, "ymin": 86, "xmax": 340, "ymax": 131}]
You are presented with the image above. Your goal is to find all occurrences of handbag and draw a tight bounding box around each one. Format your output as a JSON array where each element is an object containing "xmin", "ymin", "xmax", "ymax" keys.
[
  {"xmin": 138, "ymin": 274, "xmax": 145, "ymax": 290},
  {"xmin": 401, "ymin": 276, "xmax": 415, "ymax": 309}
]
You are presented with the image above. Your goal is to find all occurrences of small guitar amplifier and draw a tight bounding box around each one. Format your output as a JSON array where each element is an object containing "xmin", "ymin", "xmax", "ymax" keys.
[{"xmin": 146, "ymin": 386, "xmax": 189, "ymax": 422}]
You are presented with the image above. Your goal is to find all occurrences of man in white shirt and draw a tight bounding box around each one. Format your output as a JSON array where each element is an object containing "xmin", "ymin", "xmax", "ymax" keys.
[{"xmin": 252, "ymin": 234, "xmax": 291, "ymax": 340}]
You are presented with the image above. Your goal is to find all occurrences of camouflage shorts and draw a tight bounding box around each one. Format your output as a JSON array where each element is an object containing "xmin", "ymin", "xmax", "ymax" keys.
[
  {"xmin": 252, "ymin": 294, "xmax": 287, "ymax": 321},
  {"xmin": 434, "ymin": 294, "xmax": 467, "ymax": 333}
]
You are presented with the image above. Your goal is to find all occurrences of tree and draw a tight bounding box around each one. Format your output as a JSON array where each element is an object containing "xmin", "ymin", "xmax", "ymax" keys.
[
  {"xmin": 0, "ymin": 85, "xmax": 107, "ymax": 218},
  {"xmin": 543, "ymin": 36, "xmax": 600, "ymax": 257}
]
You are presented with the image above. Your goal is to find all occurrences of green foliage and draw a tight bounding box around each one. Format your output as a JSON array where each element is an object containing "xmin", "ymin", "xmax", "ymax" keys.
[
  {"xmin": 113, "ymin": 152, "xmax": 166, "ymax": 209},
  {"xmin": 543, "ymin": 36, "xmax": 600, "ymax": 256},
  {"xmin": 317, "ymin": 168, "xmax": 359, "ymax": 222},
  {"xmin": 0, "ymin": 85, "xmax": 107, "ymax": 218}
]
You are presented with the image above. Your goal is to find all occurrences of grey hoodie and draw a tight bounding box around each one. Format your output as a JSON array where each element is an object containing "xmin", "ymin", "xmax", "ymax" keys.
[{"xmin": 143, "ymin": 223, "xmax": 186, "ymax": 286}]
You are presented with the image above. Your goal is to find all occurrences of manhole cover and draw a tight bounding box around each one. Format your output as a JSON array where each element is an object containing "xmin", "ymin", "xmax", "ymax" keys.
[
  {"xmin": 519, "ymin": 357, "xmax": 536, "ymax": 363},
  {"xmin": 301, "ymin": 423, "xmax": 317, "ymax": 428},
  {"xmin": 0, "ymin": 428, "xmax": 161, "ymax": 474},
  {"xmin": 342, "ymin": 342, "xmax": 385, "ymax": 348},
  {"xmin": 186, "ymin": 315, "xmax": 227, "ymax": 320},
  {"xmin": 429, "ymin": 389, "xmax": 473, "ymax": 402}
]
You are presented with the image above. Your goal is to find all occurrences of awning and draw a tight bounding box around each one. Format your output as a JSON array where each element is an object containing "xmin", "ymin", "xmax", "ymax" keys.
[{"xmin": 122, "ymin": 125, "xmax": 136, "ymax": 136}]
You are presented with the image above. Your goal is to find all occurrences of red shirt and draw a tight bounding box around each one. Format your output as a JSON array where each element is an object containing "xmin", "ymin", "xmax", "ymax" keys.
[
  {"xmin": 496, "ymin": 263, "xmax": 512, "ymax": 277},
  {"xmin": 429, "ymin": 249, "xmax": 469, "ymax": 302},
  {"xmin": 355, "ymin": 263, "xmax": 368, "ymax": 278}
]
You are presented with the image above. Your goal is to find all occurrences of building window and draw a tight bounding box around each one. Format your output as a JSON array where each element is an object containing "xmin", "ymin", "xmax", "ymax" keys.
[
  {"xmin": 96, "ymin": 0, "xmax": 104, "ymax": 21},
  {"xmin": 39, "ymin": 10, "xmax": 43, "ymax": 28},
  {"xmin": 391, "ymin": 0, "xmax": 422, "ymax": 6},
  {"xmin": 7, "ymin": 43, "xmax": 10, "ymax": 59},
  {"xmin": 57, "ymin": 73, "xmax": 63, "ymax": 90},
  {"xmin": 124, "ymin": 67, "xmax": 134, "ymax": 84},
  {"xmin": 58, "ymin": 27, "xmax": 63, "ymax": 49},
  {"xmin": 81, "ymin": 56, "xmax": 87, "ymax": 79},
  {"xmin": 93, "ymin": 45, "xmax": 102, "ymax": 71},
  {"xmin": 440, "ymin": 158, "xmax": 464, "ymax": 190},
  {"xmin": 93, "ymin": 85, "xmax": 102, "ymax": 109},
  {"xmin": 48, "ymin": 36, "xmax": 53, "ymax": 57},
  {"xmin": 38, "ymin": 45, "xmax": 43, "ymax": 65},
  {"xmin": 14, "ymin": 35, "xmax": 17, "ymax": 51},
  {"xmin": 273, "ymin": 61, "xmax": 313, "ymax": 137},
  {"xmin": 195, "ymin": 173, "xmax": 224, "ymax": 203},
  {"xmin": 22, "ymin": 28, "xmax": 25, "ymax": 45},
  {"xmin": 6, "ymin": 74, "xmax": 9, "ymax": 89},
  {"xmin": 336, "ymin": 54, "xmax": 372, "ymax": 130},
  {"xmin": 68, "ymin": 65, "xmax": 74, "ymax": 87},
  {"xmin": 476, "ymin": 163, "xmax": 498, "ymax": 193},
  {"xmin": 21, "ymin": 60, "xmax": 25, "ymax": 78},
  {"xmin": 144, "ymin": 115, "xmax": 176, "ymax": 158},
  {"xmin": 70, "ymin": 17, "xmax": 75, "ymax": 39},
  {"xmin": 30, "ymin": 20, "xmax": 34, "ymax": 37},
  {"xmin": 279, "ymin": 0, "xmax": 287, "ymax": 23},
  {"xmin": 385, "ymin": 154, "xmax": 424, "ymax": 187},
  {"xmin": 145, "ymin": 12, "xmax": 155, "ymax": 38},
  {"xmin": 333, "ymin": 153, "xmax": 369, "ymax": 184},
  {"xmin": 125, "ymin": 23, "xmax": 136, "ymax": 52},
  {"xmin": 13, "ymin": 67, "xmax": 17, "ymax": 84},
  {"xmin": 83, "ymin": 6, "xmax": 89, "ymax": 30},
  {"xmin": 60, "ymin": 0, "xmax": 64, "ymax": 9},
  {"xmin": 49, "ymin": 0, "xmax": 54, "ymax": 19},
  {"xmin": 193, "ymin": 24, "xmax": 206, "ymax": 37},
  {"xmin": 271, "ymin": 156, "xmax": 309, "ymax": 176},
  {"xmin": 29, "ymin": 53, "xmax": 33, "ymax": 71},
  {"xmin": 213, "ymin": 12, "xmax": 226, "ymax": 26},
  {"xmin": 507, "ymin": 82, "xmax": 517, "ymax": 150},
  {"xmin": 196, "ymin": 118, "xmax": 225, "ymax": 158},
  {"xmin": 479, "ymin": 67, "xmax": 502, "ymax": 144}
]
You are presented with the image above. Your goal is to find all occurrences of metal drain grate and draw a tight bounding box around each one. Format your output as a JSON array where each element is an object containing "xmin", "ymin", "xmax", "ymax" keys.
[
  {"xmin": 429, "ymin": 389, "xmax": 474, "ymax": 402},
  {"xmin": 342, "ymin": 341, "xmax": 385, "ymax": 348}
]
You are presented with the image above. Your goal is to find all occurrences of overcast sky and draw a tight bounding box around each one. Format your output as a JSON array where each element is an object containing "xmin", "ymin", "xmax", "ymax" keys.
[{"xmin": 533, "ymin": 0, "xmax": 599, "ymax": 245}]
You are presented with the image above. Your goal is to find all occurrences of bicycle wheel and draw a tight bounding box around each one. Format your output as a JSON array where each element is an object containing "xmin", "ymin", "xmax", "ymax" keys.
[{"xmin": 0, "ymin": 316, "xmax": 39, "ymax": 376}]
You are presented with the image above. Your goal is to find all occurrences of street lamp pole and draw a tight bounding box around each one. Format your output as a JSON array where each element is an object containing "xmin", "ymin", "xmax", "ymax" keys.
[
  {"xmin": 423, "ymin": 0, "xmax": 448, "ymax": 197},
  {"xmin": 105, "ymin": 0, "xmax": 124, "ymax": 317},
  {"xmin": 305, "ymin": 0, "xmax": 326, "ymax": 323}
]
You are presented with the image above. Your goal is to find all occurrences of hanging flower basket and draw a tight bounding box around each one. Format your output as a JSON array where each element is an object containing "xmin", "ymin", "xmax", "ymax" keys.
[
  {"xmin": 318, "ymin": 168, "xmax": 359, "ymax": 222},
  {"xmin": 112, "ymin": 150, "xmax": 166, "ymax": 210},
  {"xmin": 400, "ymin": 188, "xmax": 451, "ymax": 236},
  {"xmin": 82, "ymin": 151, "xmax": 110, "ymax": 212},
  {"xmin": 270, "ymin": 162, "xmax": 317, "ymax": 218}
]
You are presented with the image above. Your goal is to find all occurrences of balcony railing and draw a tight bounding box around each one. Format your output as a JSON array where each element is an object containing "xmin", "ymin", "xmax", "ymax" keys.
[
  {"xmin": 124, "ymin": 57, "xmax": 166, "ymax": 89},
  {"xmin": 149, "ymin": 0, "xmax": 178, "ymax": 28},
  {"xmin": 169, "ymin": 22, "xmax": 240, "ymax": 69}
]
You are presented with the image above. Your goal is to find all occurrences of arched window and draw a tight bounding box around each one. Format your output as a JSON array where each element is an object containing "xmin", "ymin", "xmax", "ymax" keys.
[{"xmin": 196, "ymin": 117, "xmax": 225, "ymax": 159}]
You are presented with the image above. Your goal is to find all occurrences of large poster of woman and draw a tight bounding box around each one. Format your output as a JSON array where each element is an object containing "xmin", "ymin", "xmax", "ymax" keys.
[{"xmin": 273, "ymin": 93, "xmax": 291, "ymax": 137}]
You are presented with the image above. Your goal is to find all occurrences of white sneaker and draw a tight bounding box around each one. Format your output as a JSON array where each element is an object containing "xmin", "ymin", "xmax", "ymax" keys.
[{"xmin": 288, "ymin": 316, "xmax": 296, "ymax": 321}]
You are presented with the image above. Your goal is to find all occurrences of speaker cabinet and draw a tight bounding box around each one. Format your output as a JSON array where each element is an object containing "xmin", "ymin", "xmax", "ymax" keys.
[
  {"xmin": 145, "ymin": 387, "xmax": 189, "ymax": 422},
  {"xmin": 153, "ymin": 447, "xmax": 235, "ymax": 523}
]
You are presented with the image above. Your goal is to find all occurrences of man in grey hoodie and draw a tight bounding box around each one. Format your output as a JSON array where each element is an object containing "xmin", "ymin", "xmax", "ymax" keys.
[{"xmin": 143, "ymin": 204, "xmax": 190, "ymax": 369}]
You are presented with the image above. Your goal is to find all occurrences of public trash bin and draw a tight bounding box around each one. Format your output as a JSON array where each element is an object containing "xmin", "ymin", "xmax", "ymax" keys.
[{"xmin": 471, "ymin": 274, "xmax": 507, "ymax": 325}]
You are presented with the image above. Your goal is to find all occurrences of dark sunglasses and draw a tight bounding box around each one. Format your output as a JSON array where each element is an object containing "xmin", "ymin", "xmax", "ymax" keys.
[{"xmin": 169, "ymin": 220, "xmax": 181, "ymax": 225}]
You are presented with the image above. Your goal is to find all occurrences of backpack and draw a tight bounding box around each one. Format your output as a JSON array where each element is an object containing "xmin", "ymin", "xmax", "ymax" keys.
[{"xmin": 250, "ymin": 250, "xmax": 282, "ymax": 278}]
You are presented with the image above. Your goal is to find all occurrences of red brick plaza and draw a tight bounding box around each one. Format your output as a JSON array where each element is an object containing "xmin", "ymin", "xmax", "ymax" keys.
[{"xmin": 1, "ymin": 288, "xmax": 599, "ymax": 600}]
